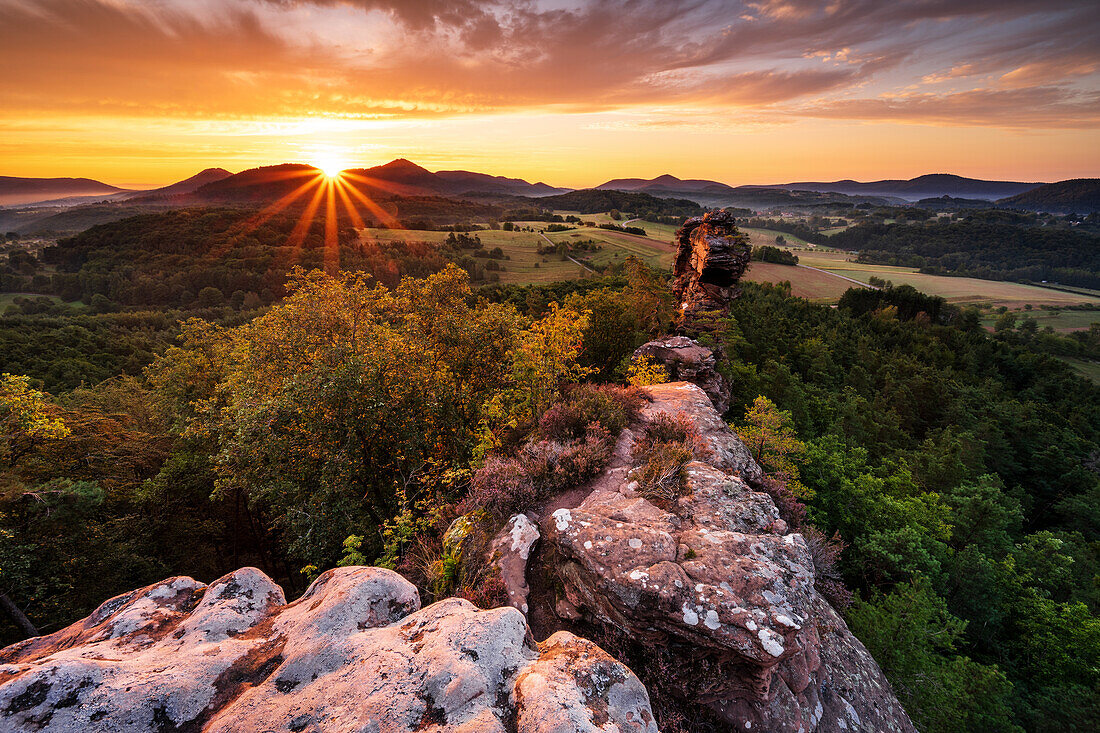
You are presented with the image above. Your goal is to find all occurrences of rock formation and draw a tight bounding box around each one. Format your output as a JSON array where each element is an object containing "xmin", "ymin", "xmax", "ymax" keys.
[
  {"xmin": 632, "ymin": 336, "xmax": 731, "ymax": 414},
  {"xmin": 672, "ymin": 210, "xmax": 752, "ymax": 316},
  {"xmin": 0, "ymin": 382, "xmax": 915, "ymax": 733},
  {"xmin": 536, "ymin": 382, "xmax": 915, "ymax": 733},
  {"xmin": 0, "ymin": 566, "xmax": 655, "ymax": 733}
]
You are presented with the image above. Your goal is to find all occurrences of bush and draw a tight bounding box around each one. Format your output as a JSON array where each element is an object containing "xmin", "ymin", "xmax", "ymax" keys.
[
  {"xmin": 632, "ymin": 412, "xmax": 709, "ymax": 460},
  {"xmin": 632, "ymin": 441, "xmax": 694, "ymax": 502},
  {"xmin": 755, "ymin": 474, "xmax": 807, "ymax": 529},
  {"xmin": 630, "ymin": 413, "xmax": 710, "ymax": 503},
  {"xmin": 801, "ymin": 525, "xmax": 852, "ymax": 609},
  {"xmin": 463, "ymin": 422, "xmax": 615, "ymax": 520},
  {"xmin": 538, "ymin": 384, "xmax": 644, "ymax": 442},
  {"xmin": 460, "ymin": 456, "xmax": 535, "ymax": 519},
  {"xmin": 456, "ymin": 567, "xmax": 509, "ymax": 609}
]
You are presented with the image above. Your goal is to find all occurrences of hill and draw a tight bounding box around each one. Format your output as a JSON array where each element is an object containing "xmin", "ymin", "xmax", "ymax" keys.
[
  {"xmin": 997, "ymin": 178, "xmax": 1100, "ymax": 213},
  {"xmin": 0, "ymin": 176, "xmax": 128, "ymax": 206},
  {"xmin": 832, "ymin": 218, "xmax": 1100, "ymax": 288},
  {"xmin": 529, "ymin": 188, "xmax": 703, "ymax": 216},
  {"xmin": 133, "ymin": 167, "xmax": 233, "ymax": 198},
  {"xmin": 193, "ymin": 159, "xmax": 566, "ymax": 203},
  {"xmin": 764, "ymin": 173, "xmax": 1043, "ymax": 201},
  {"xmin": 596, "ymin": 173, "xmax": 735, "ymax": 194}
]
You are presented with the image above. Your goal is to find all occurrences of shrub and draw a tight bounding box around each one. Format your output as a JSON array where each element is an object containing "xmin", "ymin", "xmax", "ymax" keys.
[
  {"xmin": 755, "ymin": 474, "xmax": 807, "ymax": 530},
  {"xmin": 464, "ymin": 421, "xmax": 616, "ymax": 520},
  {"xmin": 633, "ymin": 440, "xmax": 694, "ymax": 502},
  {"xmin": 626, "ymin": 356, "xmax": 669, "ymax": 387},
  {"xmin": 801, "ymin": 525, "xmax": 853, "ymax": 609},
  {"xmin": 538, "ymin": 384, "xmax": 644, "ymax": 442},
  {"xmin": 459, "ymin": 456, "xmax": 536, "ymax": 519},
  {"xmin": 630, "ymin": 412, "xmax": 711, "ymax": 503},
  {"xmin": 632, "ymin": 412, "xmax": 709, "ymax": 461},
  {"xmin": 456, "ymin": 567, "xmax": 509, "ymax": 609}
]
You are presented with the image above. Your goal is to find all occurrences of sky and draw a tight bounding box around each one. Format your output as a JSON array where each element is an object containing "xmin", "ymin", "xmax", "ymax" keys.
[{"xmin": 1, "ymin": 0, "xmax": 1099, "ymax": 188}]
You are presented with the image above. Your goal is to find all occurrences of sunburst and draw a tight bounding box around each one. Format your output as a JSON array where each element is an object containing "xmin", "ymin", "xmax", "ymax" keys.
[{"xmin": 211, "ymin": 161, "xmax": 403, "ymax": 276}]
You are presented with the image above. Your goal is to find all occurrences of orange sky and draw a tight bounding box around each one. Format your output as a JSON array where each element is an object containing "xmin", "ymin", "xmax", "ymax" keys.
[{"xmin": 2, "ymin": 0, "xmax": 1098, "ymax": 188}]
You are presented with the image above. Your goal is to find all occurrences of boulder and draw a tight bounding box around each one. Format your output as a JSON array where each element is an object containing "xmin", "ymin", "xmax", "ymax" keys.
[
  {"xmin": 540, "ymin": 382, "xmax": 915, "ymax": 733},
  {"xmin": 633, "ymin": 336, "xmax": 731, "ymax": 415},
  {"xmin": 672, "ymin": 209, "xmax": 752, "ymax": 315},
  {"xmin": 0, "ymin": 566, "xmax": 655, "ymax": 733}
]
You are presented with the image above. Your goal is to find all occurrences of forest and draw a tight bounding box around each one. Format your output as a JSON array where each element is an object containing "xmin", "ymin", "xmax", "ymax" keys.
[
  {"xmin": 1, "ymin": 219, "xmax": 1099, "ymax": 730},
  {"xmin": 833, "ymin": 218, "xmax": 1100, "ymax": 289}
]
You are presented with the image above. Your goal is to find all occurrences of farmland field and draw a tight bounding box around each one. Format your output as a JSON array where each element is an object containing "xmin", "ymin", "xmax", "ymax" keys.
[
  {"xmin": 743, "ymin": 263, "xmax": 855, "ymax": 301},
  {"xmin": 357, "ymin": 226, "xmax": 591, "ymax": 283},
  {"xmin": 981, "ymin": 309, "xmax": 1100, "ymax": 332},
  {"xmin": 1058, "ymin": 357, "xmax": 1100, "ymax": 384},
  {"xmin": 741, "ymin": 227, "xmax": 816, "ymax": 248}
]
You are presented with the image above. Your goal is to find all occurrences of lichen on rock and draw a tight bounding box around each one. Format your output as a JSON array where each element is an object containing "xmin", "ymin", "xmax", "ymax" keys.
[{"xmin": 0, "ymin": 566, "xmax": 654, "ymax": 733}]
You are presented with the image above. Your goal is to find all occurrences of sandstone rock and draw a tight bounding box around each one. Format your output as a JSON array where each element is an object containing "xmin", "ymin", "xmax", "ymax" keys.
[
  {"xmin": 540, "ymin": 382, "xmax": 915, "ymax": 733},
  {"xmin": 515, "ymin": 632, "xmax": 657, "ymax": 733},
  {"xmin": 644, "ymin": 381, "xmax": 763, "ymax": 483},
  {"xmin": 490, "ymin": 513, "xmax": 541, "ymax": 614},
  {"xmin": 0, "ymin": 566, "xmax": 654, "ymax": 733},
  {"xmin": 632, "ymin": 336, "xmax": 731, "ymax": 414},
  {"xmin": 672, "ymin": 209, "xmax": 752, "ymax": 315}
]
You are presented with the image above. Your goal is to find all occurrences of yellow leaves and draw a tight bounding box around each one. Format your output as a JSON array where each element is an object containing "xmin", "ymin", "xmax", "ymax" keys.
[
  {"xmin": 508, "ymin": 302, "xmax": 597, "ymax": 419},
  {"xmin": 1, "ymin": 374, "xmax": 70, "ymax": 466},
  {"xmin": 626, "ymin": 356, "xmax": 669, "ymax": 387}
]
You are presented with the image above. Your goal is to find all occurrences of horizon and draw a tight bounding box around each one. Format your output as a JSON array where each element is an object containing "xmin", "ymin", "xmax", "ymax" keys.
[
  {"xmin": 1, "ymin": 159, "xmax": 1069, "ymax": 193},
  {"xmin": 3, "ymin": 1, "xmax": 1099, "ymax": 189}
]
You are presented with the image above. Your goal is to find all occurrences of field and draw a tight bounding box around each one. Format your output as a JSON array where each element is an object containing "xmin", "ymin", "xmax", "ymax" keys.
[
  {"xmin": 1058, "ymin": 357, "xmax": 1100, "ymax": 384},
  {"xmin": 793, "ymin": 251, "xmax": 1100, "ymax": 310},
  {"xmin": 741, "ymin": 227, "xmax": 817, "ymax": 249},
  {"xmin": 980, "ymin": 309, "xmax": 1100, "ymax": 332},
  {"xmin": 0, "ymin": 292, "xmax": 81, "ymax": 310},
  {"xmin": 357, "ymin": 225, "xmax": 663, "ymax": 284},
  {"xmin": 743, "ymin": 263, "xmax": 853, "ymax": 301},
  {"xmin": 357, "ymin": 219, "xmax": 1100, "ymax": 317}
]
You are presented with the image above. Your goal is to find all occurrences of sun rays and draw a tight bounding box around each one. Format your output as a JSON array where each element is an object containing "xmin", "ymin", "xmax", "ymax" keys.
[{"xmin": 213, "ymin": 164, "xmax": 403, "ymax": 275}]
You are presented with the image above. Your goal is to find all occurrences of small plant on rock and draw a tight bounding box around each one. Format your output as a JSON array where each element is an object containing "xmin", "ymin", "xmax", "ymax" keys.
[{"xmin": 630, "ymin": 412, "xmax": 710, "ymax": 503}]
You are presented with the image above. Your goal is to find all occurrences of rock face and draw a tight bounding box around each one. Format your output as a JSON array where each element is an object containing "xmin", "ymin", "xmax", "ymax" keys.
[
  {"xmin": 540, "ymin": 382, "xmax": 915, "ymax": 733},
  {"xmin": 632, "ymin": 335, "xmax": 731, "ymax": 414},
  {"xmin": 672, "ymin": 209, "xmax": 752, "ymax": 315},
  {"xmin": 0, "ymin": 566, "xmax": 656, "ymax": 733}
]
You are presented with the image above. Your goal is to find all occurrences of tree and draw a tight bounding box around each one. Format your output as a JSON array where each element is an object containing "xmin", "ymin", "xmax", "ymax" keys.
[
  {"xmin": 508, "ymin": 302, "xmax": 595, "ymax": 420},
  {"xmin": 153, "ymin": 266, "xmax": 524, "ymax": 571},
  {"xmin": 735, "ymin": 395, "xmax": 809, "ymax": 497},
  {"xmin": 0, "ymin": 373, "xmax": 69, "ymax": 468}
]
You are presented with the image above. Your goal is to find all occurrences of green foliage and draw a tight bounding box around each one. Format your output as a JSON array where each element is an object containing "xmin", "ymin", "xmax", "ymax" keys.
[
  {"xmin": 848, "ymin": 579, "xmax": 1021, "ymax": 733},
  {"xmin": 720, "ymin": 281, "xmax": 1100, "ymax": 731},
  {"xmin": 834, "ymin": 218, "xmax": 1100, "ymax": 289}
]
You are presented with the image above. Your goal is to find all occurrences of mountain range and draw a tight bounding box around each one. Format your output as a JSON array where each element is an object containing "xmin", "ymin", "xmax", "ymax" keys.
[{"xmin": 3, "ymin": 162, "xmax": 1097, "ymax": 214}]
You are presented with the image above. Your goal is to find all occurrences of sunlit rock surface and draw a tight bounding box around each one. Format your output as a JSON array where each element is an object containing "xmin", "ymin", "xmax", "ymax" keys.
[
  {"xmin": 672, "ymin": 209, "xmax": 753, "ymax": 315},
  {"xmin": 0, "ymin": 567, "xmax": 655, "ymax": 733},
  {"xmin": 540, "ymin": 382, "xmax": 916, "ymax": 732}
]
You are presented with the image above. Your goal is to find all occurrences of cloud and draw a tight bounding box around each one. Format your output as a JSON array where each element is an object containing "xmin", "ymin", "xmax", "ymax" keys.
[
  {"xmin": 1, "ymin": 0, "xmax": 1098, "ymax": 129},
  {"xmin": 799, "ymin": 86, "xmax": 1100, "ymax": 128}
]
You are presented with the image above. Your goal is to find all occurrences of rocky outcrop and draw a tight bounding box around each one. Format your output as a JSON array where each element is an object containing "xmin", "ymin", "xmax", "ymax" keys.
[
  {"xmin": 539, "ymin": 382, "xmax": 915, "ymax": 733},
  {"xmin": 0, "ymin": 566, "xmax": 655, "ymax": 733},
  {"xmin": 672, "ymin": 210, "xmax": 752, "ymax": 315},
  {"xmin": 632, "ymin": 336, "xmax": 731, "ymax": 414}
]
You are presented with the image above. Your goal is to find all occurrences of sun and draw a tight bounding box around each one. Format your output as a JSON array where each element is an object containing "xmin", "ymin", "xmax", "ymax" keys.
[{"xmin": 315, "ymin": 156, "xmax": 347, "ymax": 178}]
